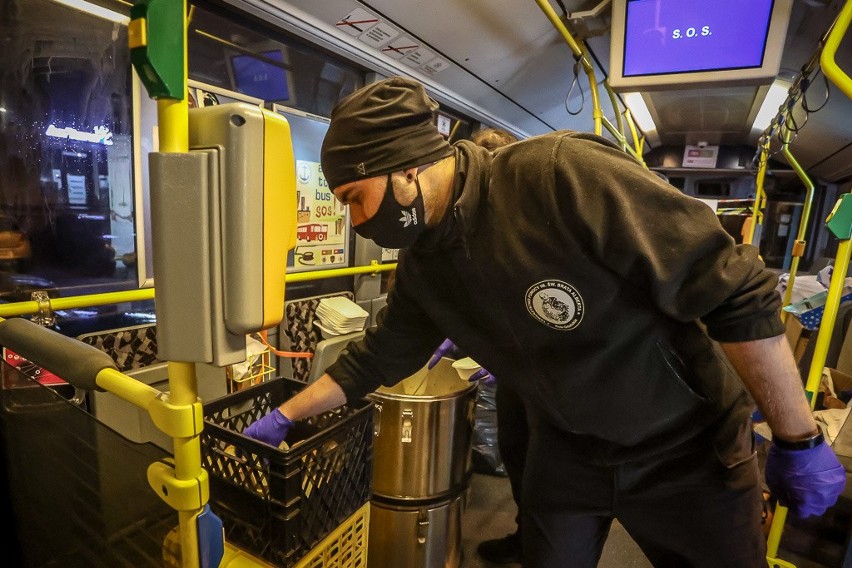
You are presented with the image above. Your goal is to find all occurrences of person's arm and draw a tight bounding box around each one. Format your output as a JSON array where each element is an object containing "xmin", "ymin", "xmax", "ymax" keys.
[
  {"xmin": 720, "ymin": 335, "xmax": 817, "ymax": 441},
  {"xmin": 278, "ymin": 374, "xmax": 347, "ymax": 420},
  {"xmin": 722, "ymin": 334, "xmax": 846, "ymax": 518},
  {"xmin": 243, "ymin": 374, "xmax": 347, "ymax": 447}
]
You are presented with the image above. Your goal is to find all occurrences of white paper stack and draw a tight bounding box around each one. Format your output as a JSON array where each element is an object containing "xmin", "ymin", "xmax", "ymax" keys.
[{"xmin": 315, "ymin": 297, "xmax": 369, "ymax": 336}]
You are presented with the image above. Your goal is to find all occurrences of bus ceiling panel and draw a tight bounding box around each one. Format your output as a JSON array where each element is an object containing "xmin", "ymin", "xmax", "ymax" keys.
[
  {"xmin": 223, "ymin": 0, "xmax": 852, "ymax": 157},
  {"xmin": 218, "ymin": 0, "xmax": 617, "ymax": 136}
]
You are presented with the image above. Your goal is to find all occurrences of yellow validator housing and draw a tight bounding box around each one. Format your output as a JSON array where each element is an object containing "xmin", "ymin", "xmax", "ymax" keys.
[
  {"xmin": 150, "ymin": 103, "xmax": 296, "ymax": 366},
  {"xmin": 260, "ymin": 110, "xmax": 297, "ymax": 329}
]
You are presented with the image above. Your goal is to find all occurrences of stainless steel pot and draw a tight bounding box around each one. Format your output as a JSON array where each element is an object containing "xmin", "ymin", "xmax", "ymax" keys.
[
  {"xmin": 368, "ymin": 493, "xmax": 463, "ymax": 568},
  {"xmin": 367, "ymin": 357, "xmax": 477, "ymax": 500}
]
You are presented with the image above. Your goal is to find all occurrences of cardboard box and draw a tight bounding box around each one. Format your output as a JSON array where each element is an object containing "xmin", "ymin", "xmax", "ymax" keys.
[
  {"xmin": 784, "ymin": 315, "xmax": 810, "ymax": 364},
  {"xmin": 827, "ymin": 367, "xmax": 852, "ymax": 393}
]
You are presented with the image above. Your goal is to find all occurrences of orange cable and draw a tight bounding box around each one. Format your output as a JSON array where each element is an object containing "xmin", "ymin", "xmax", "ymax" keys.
[{"xmin": 256, "ymin": 329, "xmax": 313, "ymax": 359}]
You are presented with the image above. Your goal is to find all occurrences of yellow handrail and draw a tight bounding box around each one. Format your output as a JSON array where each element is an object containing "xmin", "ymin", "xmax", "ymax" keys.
[
  {"xmin": 533, "ymin": 0, "xmax": 646, "ymax": 166},
  {"xmin": 744, "ymin": 138, "xmax": 769, "ymax": 246},
  {"xmin": 0, "ymin": 262, "xmax": 397, "ymax": 318},
  {"xmin": 534, "ymin": 0, "xmax": 603, "ymax": 136},
  {"xmin": 604, "ymin": 83, "xmax": 627, "ymax": 151},
  {"xmin": 820, "ymin": 0, "xmax": 852, "ymax": 100},
  {"xmin": 778, "ymin": 123, "xmax": 815, "ymax": 318}
]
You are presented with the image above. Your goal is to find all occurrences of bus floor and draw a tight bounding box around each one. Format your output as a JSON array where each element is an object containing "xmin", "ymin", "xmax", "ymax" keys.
[{"xmin": 460, "ymin": 472, "xmax": 840, "ymax": 568}]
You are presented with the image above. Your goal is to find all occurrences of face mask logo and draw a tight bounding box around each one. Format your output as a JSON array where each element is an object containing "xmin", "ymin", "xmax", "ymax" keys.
[
  {"xmin": 399, "ymin": 208, "xmax": 417, "ymax": 228},
  {"xmin": 354, "ymin": 174, "xmax": 426, "ymax": 249}
]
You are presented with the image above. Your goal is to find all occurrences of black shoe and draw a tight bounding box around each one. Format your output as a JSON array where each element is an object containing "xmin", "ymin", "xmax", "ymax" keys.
[{"xmin": 476, "ymin": 532, "xmax": 521, "ymax": 564}]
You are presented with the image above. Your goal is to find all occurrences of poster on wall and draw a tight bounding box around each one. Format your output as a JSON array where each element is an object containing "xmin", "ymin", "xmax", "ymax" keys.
[{"xmin": 274, "ymin": 105, "xmax": 350, "ymax": 272}]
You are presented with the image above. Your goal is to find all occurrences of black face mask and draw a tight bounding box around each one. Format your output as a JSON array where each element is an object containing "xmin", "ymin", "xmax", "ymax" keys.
[{"xmin": 353, "ymin": 174, "xmax": 426, "ymax": 248}]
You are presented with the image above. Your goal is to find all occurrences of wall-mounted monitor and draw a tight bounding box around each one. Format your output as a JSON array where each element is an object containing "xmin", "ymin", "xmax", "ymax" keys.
[
  {"xmin": 231, "ymin": 50, "xmax": 293, "ymax": 103},
  {"xmin": 608, "ymin": 0, "xmax": 793, "ymax": 92}
]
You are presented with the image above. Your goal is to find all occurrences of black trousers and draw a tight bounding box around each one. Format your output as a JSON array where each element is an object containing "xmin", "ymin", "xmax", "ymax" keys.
[
  {"xmin": 522, "ymin": 414, "xmax": 766, "ymax": 568},
  {"xmin": 496, "ymin": 381, "xmax": 529, "ymax": 532}
]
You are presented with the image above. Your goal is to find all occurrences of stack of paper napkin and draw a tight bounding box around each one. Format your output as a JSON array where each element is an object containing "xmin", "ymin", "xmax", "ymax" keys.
[{"xmin": 315, "ymin": 297, "xmax": 369, "ymax": 336}]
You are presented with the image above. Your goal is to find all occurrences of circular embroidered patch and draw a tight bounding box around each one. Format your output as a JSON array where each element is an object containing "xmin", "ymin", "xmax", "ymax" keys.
[{"xmin": 525, "ymin": 280, "xmax": 584, "ymax": 330}]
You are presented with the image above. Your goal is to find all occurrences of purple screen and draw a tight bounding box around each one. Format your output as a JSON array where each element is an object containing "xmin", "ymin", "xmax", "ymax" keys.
[
  {"xmin": 623, "ymin": 0, "xmax": 775, "ymax": 77},
  {"xmin": 232, "ymin": 50, "xmax": 290, "ymax": 102}
]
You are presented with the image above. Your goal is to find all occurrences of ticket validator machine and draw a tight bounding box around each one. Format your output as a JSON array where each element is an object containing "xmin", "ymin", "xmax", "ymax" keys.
[{"xmin": 150, "ymin": 104, "xmax": 296, "ymax": 366}]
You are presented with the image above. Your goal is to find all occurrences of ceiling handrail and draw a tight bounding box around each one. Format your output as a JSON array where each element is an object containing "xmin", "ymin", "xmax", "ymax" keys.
[
  {"xmin": 820, "ymin": 0, "xmax": 852, "ymax": 99},
  {"xmin": 534, "ymin": 0, "xmax": 646, "ymax": 166}
]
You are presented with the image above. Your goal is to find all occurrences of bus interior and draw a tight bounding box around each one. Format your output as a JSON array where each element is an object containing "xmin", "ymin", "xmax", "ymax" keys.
[{"xmin": 0, "ymin": 0, "xmax": 851, "ymax": 567}]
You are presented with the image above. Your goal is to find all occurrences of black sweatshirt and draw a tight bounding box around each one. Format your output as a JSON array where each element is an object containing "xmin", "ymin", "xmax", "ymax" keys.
[{"xmin": 327, "ymin": 132, "xmax": 784, "ymax": 464}]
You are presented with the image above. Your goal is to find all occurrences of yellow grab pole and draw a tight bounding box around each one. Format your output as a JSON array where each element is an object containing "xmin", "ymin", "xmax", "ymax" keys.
[
  {"xmin": 803, "ymin": 237, "xmax": 852, "ymax": 403},
  {"xmin": 745, "ymin": 138, "xmax": 770, "ymax": 246},
  {"xmin": 622, "ymin": 108, "xmax": 647, "ymax": 167},
  {"xmin": 604, "ymin": 83, "xmax": 627, "ymax": 151},
  {"xmin": 779, "ymin": 124, "xmax": 815, "ymax": 317},
  {"xmin": 147, "ymin": 3, "xmax": 202, "ymax": 565},
  {"xmin": 766, "ymin": 195, "xmax": 852, "ymax": 568}
]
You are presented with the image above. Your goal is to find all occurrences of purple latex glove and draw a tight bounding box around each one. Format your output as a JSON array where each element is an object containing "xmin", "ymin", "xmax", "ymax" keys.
[
  {"xmin": 765, "ymin": 440, "xmax": 846, "ymax": 518},
  {"xmin": 469, "ymin": 367, "xmax": 496, "ymax": 387},
  {"xmin": 428, "ymin": 338, "xmax": 462, "ymax": 369},
  {"xmin": 243, "ymin": 408, "xmax": 293, "ymax": 448},
  {"xmin": 428, "ymin": 339, "xmax": 497, "ymax": 385}
]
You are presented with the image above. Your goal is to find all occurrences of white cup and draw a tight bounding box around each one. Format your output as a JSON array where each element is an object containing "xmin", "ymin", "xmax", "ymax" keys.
[{"xmin": 452, "ymin": 357, "xmax": 482, "ymax": 382}]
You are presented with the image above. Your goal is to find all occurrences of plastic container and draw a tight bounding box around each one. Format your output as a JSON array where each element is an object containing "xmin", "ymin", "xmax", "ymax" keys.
[{"xmin": 201, "ymin": 377, "xmax": 373, "ymax": 567}]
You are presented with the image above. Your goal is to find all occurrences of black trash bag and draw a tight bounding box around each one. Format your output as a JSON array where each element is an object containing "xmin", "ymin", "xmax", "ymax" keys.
[{"xmin": 471, "ymin": 382, "xmax": 507, "ymax": 477}]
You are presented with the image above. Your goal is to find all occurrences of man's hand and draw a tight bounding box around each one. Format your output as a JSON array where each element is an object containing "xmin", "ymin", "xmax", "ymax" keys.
[
  {"xmin": 428, "ymin": 338, "xmax": 462, "ymax": 369},
  {"xmin": 468, "ymin": 367, "xmax": 496, "ymax": 386},
  {"xmin": 244, "ymin": 408, "xmax": 293, "ymax": 448},
  {"xmin": 765, "ymin": 438, "xmax": 846, "ymax": 518},
  {"xmin": 428, "ymin": 338, "xmax": 497, "ymax": 385}
]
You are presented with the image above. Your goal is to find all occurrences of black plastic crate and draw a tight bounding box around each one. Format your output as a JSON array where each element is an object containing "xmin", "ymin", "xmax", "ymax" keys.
[{"xmin": 201, "ymin": 377, "xmax": 373, "ymax": 567}]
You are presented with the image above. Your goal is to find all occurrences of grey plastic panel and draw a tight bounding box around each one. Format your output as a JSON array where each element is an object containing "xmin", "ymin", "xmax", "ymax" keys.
[
  {"xmin": 149, "ymin": 151, "xmax": 214, "ymax": 363},
  {"xmin": 90, "ymin": 361, "xmax": 228, "ymax": 450},
  {"xmin": 307, "ymin": 331, "xmax": 365, "ymax": 383},
  {"xmin": 149, "ymin": 150, "xmax": 246, "ymax": 366}
]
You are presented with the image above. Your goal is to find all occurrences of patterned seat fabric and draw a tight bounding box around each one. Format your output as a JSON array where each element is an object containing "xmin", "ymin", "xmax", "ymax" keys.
[
  {"xmin": 78, "ymin": 324, "xmax": 162, "ymax": 372},
  {"xmin": 281, "ymin": 292, "xmax": 355, "ymax": 383}
]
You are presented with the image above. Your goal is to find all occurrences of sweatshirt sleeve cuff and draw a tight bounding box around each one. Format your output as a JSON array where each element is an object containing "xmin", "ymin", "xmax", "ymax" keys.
[{"xmin": 706, "ymin": 313, "xmax": 786, "ymax": 343}]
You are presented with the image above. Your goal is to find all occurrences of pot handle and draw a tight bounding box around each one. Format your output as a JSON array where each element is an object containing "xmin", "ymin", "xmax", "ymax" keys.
[
  {"xmin": 401, "ymin": 409, "xmax": 413, "ymax": 443},
  {"xmin": 417, "ymin": 507, "xmax": 429, "ymax": 545},
  {"xmin": 373, "ymin": 402, "xmax": 382, "ymax": 437}
]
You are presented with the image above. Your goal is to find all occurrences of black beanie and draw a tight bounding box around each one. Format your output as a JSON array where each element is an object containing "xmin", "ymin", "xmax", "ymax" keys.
[{"xmin": 320, "ymin": 77, "xmax": 452, "ymax": 189}]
